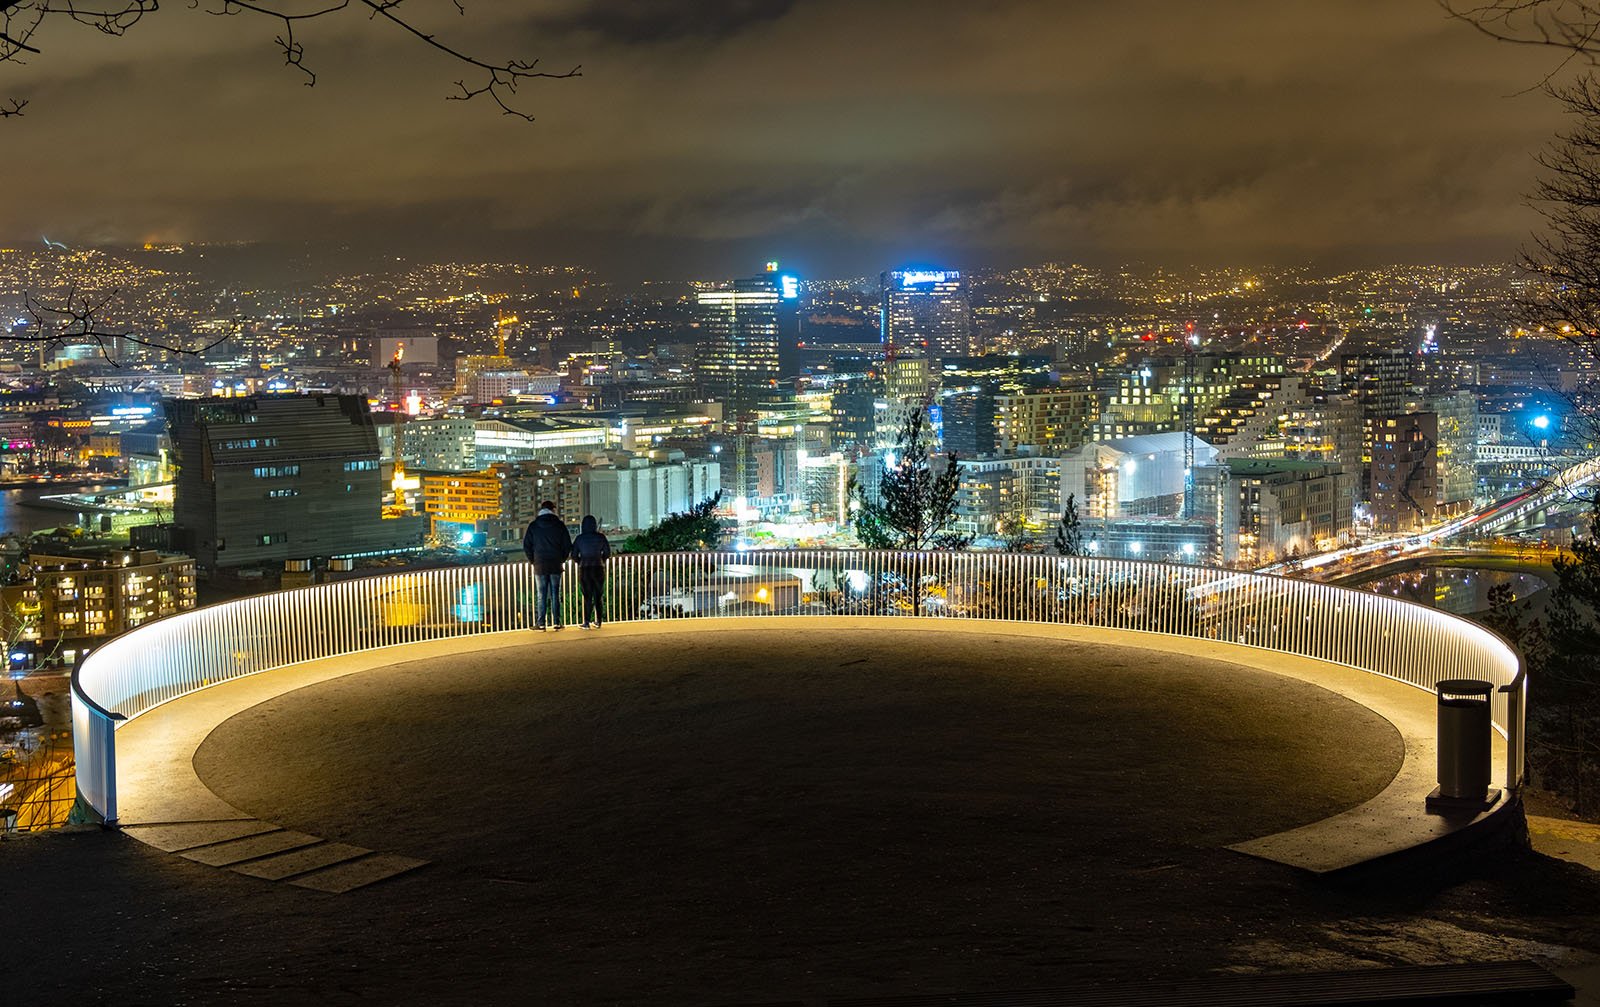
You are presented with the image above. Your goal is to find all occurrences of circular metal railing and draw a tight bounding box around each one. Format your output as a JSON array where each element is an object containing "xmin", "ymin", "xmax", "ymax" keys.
[{"xmin": 71, "ymin": 550, "xmax": 1525, "ymax": 824}]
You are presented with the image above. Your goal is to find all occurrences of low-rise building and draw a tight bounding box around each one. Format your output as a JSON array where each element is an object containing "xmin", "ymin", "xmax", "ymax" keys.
[
  {"xmin": 1199, "ymin": 458, "xmax": 1353, "ymax": 566},
  {"xmin": 585, "ymin": 454, "xmax": 721, "ymax": 533},
  {"xmin": 474, "ymin": 417, "xmax": 607, "ymax": 466},
  {"xmin": 4, "ymin": 547, "xmax": 197, "ymax": 667}
]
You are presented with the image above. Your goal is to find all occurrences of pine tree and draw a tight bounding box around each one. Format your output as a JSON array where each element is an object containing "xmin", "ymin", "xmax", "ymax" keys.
[
  {"xmin": 851, "ymin": 400, "xmax": 970, "ymax": 551},
  {"xmin": 1539, "ymin": 496, "xmax": 1600, "ymax": 812},
  {"xmin": 1053, "ymin": 493, "xmax": 1087, "ymax": 557}
]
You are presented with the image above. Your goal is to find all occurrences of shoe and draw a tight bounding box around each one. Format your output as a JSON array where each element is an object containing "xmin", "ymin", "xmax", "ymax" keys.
[
  {"xmin": 578, "ymin": 622, "xmax": 592, "ymax": 630},
  {"xmin": 552, "ymin": 624, "xmax": 564, "ymax": 632},
  {"xmin": 533, "ymin": 625, "xmax": 546, "ymax": 633}
]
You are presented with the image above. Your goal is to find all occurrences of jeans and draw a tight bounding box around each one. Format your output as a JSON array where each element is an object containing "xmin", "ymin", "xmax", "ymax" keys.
[
  {"xmin": 534, "ymin": 571, "xmax": 562, "ymax": 628},
  {"xmin": 579, "ymin": 566, "xmax": 606, "ymax": 626}
]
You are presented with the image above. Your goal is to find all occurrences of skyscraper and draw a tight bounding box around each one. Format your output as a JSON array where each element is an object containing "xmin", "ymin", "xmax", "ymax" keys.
[
  {"xmin": 696, "ymin": 271, "xmax": 799, "ymax": 403},
  {"xmin": 881, "ymin": 269, "xmax": 971, "ymax": 357},
  {"xmin": 696, "ymin": 269, "xmax": 800, "ymax": 503}
]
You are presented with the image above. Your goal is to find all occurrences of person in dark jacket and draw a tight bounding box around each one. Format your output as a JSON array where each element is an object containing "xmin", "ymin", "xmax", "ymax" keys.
[
  {"xmin": 522, "ymin": 501, "xmax": 572, "ymax": 631},
  {"xmin": 570, "ymin": 514, "xmax": 612, "ymax": 629}
]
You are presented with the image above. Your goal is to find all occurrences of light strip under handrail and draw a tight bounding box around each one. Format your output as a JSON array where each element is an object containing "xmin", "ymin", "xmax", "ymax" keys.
[{"xmin": 71, "ymin": 550, "xmax": 1525, "ymax": 824}]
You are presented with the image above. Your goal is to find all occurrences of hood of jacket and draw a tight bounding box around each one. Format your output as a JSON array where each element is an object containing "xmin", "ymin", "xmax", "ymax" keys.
[{"xmin": 581, "ymin": 515, "xmax": 598, "ymax": 534}]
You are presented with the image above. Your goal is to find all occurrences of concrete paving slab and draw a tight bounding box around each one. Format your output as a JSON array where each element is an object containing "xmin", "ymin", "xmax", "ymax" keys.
[
  {"xmin": 1530, "ymin": 815, "xmax": 1600, "ymax": 872},
  {"xmin": 120, "ymin": 819, "xmax": 276, "ymax": 852},
  {"xmin": 113, "ymin": 619, "xmax": 1504, "ymax": 880},
  {"xmin": 287, "ymin": 853, "xmax": 428, "ymax": 893},
  {"xmin": 180, "ymin": 829, "xmax": 321, "ymax": 867},
  {"xmin": 230, "ymin": 842, "xmax": 372, "ymax": 881}
]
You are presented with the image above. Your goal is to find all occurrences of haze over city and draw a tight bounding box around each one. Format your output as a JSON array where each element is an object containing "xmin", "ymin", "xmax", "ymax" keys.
[{"xmin": 0, "ymin": 0, "xmax": 1578, "ymax": 277}]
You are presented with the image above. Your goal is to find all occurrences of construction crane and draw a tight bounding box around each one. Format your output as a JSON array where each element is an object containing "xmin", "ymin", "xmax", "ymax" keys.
[
  {"xmin": 1182, "ymin": 321, "xmax": 1197, "ymax": 519},
  {"xmin": 386, "ymin": 341, "xmax": 404, "ymax": 408},
  {"xmin": 494, "ymin": 311, "xmax": 517, "ymax": 358}
]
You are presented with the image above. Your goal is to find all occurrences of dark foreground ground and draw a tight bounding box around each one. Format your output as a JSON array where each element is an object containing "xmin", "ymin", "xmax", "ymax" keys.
[{"xmin": 9, "ymin": 627, "xmax": 1600, "ymax": 1005}]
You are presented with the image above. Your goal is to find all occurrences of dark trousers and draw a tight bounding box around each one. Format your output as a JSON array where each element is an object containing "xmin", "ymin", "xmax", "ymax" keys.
[{"xmin": 579, "ymin": 565, "xmax": 606, "ymax": 626}]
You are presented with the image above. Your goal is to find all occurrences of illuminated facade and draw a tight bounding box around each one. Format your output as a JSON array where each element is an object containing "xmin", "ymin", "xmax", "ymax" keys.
[
  {"xmin": 994, "ymin": 388, "xmax": 1099, "ymax": 454},
  {"xmin": 1060, "ymin": 433, "xmax": 1219, "ymax": 519},
  {"xmin": 5, "ymin": 548, "xmax": 196, "ymax": 665},
  {"xmin": 695, "ymin": 273, "xmax": 798, "ymax": 402},
  {"xmin": 473, "ymin": 418, "xmax": 607, "ymax": 466},
  {"xmin": 882, "ymin": 269, "xmax": 971, "ymax": 357},
  {"xmin": 1371, "ymin": 412, "xmax": 1439, "ymax": 533},
  {"xmin": 421, "ymin": 462, "xmax": 586, "ymax": 546},
  {"xmin": 585, "ymin": 455, "xmax": 721, "ymax": 532}
]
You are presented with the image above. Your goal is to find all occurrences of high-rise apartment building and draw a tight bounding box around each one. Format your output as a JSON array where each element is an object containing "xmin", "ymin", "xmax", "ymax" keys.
[
  {"xmin": 1371, "ymin": 412, "xmax": 1439, "ymax": 533},
  {"xmin": 881, "ymin": 269, "xmax": 971, "ymax": 358},
  {"xmin": 1423, "ymin": 391, "xmax": 1479, "ymax": 514},
  {"xmin": 994, "ymin": 388, "xmax": 1099, "ymax": 455},
  {"xmin": 166, "ymin": 395, "xmax": 422, "ymax": 570},
  {"xmin": 1340, "ymin": 348, "xmax": 1412, "ymax": 497}
]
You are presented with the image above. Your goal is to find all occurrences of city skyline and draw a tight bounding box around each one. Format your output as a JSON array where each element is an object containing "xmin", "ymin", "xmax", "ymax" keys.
[{"xmin": 0, "ymin": 2, "xmax": 1577, "ymax": 279}]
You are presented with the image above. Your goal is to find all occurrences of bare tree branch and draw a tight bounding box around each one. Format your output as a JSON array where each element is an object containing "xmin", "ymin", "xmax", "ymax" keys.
[
  {"xmin": 17, "ymin": 286, "xmax": 234, "ymax": 366},
  {"xmin": 1, "ymin": 0, "xmax": 578, "ymax": 118}
]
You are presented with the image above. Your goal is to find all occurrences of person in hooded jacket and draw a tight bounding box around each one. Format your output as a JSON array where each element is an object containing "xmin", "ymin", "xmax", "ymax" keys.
[
  {"xmin": 522, "ymin": 500, "xmax": 572, "ymax": 630},
  {"xmin": 570, "ymin": 514, "xmax": 612, "ymax": 629}
]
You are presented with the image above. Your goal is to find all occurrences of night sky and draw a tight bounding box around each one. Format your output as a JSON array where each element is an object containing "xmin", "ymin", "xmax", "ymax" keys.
[{"xmin": 0, "ymin": 1, "xmax": 1577, "ymax": 278}]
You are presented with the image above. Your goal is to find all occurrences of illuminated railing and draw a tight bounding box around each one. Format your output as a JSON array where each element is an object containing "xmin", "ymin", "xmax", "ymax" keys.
[{"xmin": 72, "ymin": 550, "xmax": 1526, "ymax": 824}]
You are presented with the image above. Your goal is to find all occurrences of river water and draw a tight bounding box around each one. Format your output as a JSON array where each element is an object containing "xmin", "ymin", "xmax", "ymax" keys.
[{"xmin": 1359, "ymin": 566, "xmax": 1548, "ymax": 616}]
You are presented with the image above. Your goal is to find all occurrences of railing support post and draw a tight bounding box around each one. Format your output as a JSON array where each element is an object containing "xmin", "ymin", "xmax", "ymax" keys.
[{"xmin": 1502, "ymin": 676, "xmax": 1526, "ymax": 794}]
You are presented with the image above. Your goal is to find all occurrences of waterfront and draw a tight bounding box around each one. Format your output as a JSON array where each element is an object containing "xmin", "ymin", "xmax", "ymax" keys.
[
  {"xmin": 1359, "ymin": 565, "xmax": 1549, "ymax": 616},
  {"xmin": 0, "ymin": 483, "xmax": 129, "ymax": 537}
]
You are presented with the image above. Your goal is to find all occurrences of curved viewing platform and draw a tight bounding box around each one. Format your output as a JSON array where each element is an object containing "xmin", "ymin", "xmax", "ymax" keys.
[
  {"xmin": 74, "ymin": 551, "xmax": 1524, "ymax": 833},
  {"xmin": 52, "ymin": 550, "xmax": 1539, "ymax": 1000}
]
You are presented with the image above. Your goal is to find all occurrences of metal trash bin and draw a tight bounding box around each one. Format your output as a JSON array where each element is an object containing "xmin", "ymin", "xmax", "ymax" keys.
[
  {"xmin": 0, "ymin": 808, "xmax": 16, "ymax": 833},
  {"xmin": 1434, "ymin": 678, "xmax": 1494, "ymax": 805}
]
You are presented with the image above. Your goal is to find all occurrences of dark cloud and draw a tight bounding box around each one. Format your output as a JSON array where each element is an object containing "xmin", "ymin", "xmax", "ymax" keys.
[
  {"xmin": 530, "ymin": 0, "xmax": 799, "ymax": 44},
  {"xmin": 0, "ymin": 0, "xmax": 1580, "ymax": 277}
]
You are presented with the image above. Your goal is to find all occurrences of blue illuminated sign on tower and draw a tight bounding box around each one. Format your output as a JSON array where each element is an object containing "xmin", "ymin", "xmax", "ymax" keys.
[{"xmin": 780, "ymin": 275, "xmax": 800, "ymax": 299}]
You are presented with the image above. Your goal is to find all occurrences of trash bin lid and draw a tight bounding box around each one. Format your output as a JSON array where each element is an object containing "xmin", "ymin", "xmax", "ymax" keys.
[{"xmin": 1437, "ymin": 678, "xmax": 1494, "ymax": 697}]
